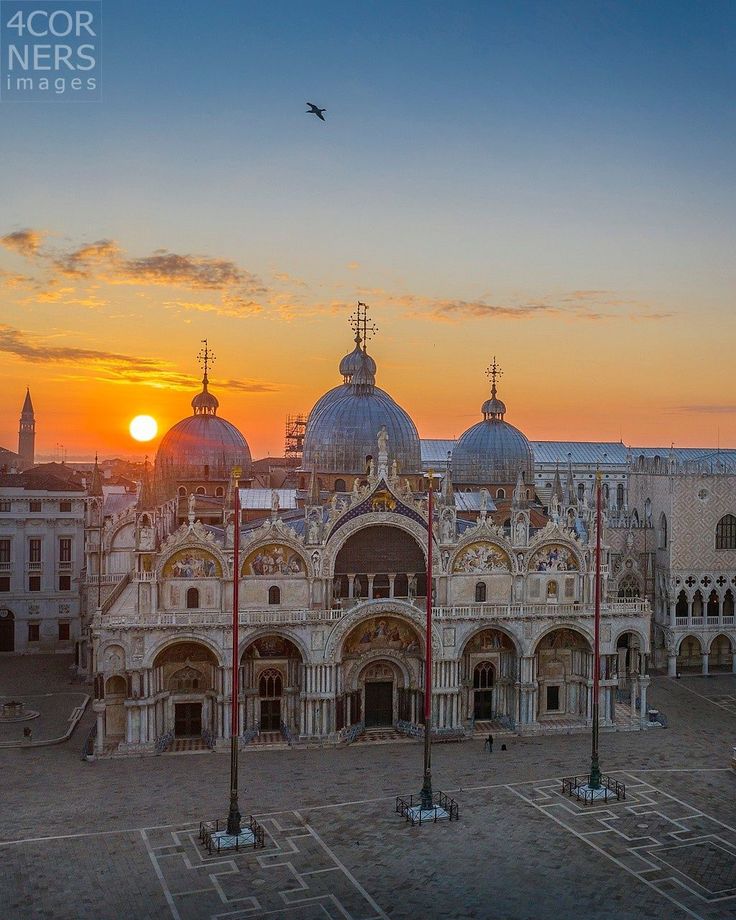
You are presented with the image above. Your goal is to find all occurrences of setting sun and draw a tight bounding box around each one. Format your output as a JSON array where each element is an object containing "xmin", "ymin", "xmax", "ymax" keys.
[{"xmin": 129, "ymin": 415, "xmax": 158, "ymax": 442}]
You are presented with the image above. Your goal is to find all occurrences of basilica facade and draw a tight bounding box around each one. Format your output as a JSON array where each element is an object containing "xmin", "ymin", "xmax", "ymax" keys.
[{"xmin": 85, "ymin": 319, "xmax": 651, "ymax": 755}]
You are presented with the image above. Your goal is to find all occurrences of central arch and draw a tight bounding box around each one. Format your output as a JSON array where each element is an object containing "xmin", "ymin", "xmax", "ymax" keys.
[
  {"xmin": 333, "ymin": 524, "xmax": 428, "ymax": 604},
  {"xmin": 338, "ymin": 614, "xmax": 424, "ymax": 731}
]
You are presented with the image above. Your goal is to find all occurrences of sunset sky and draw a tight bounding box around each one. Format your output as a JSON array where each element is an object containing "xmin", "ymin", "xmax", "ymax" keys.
[{"xmin": 1, "ymin": 1, "xmax": 735, "ymax": 460}]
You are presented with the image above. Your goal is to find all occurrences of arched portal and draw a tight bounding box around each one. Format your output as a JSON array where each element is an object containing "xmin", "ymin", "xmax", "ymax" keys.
[
  {"xmin": 339, "ymin": 614, "xmax": 423, "ymax": 731},
  {"xmin": 677, "ymin": 635, "xmax": 703, "ymax": 672},
  {"xmin": 534, "ymin": 628, "xmax": 592, "ymax": 722},
  {"xmin": 460, "ymin": 628, "xmax": 517, "ymax": 726},
  {"xmin": 241, "ymin": 636, "xmax": 302, "ymax": 735},
  {"xmin": 709, "ymin": 634, "xmax": 734, "ymax": 671},
  {"xmin": 152, "ymin": 641, "xmax": 218, "ymax": 738},
  {"xmin": 333, "ymin": 525, "xmax": 426, "ymax": 606},
  {"xmin": 616, "ymin": 631, "xmax": 643, "ymax": 686}
]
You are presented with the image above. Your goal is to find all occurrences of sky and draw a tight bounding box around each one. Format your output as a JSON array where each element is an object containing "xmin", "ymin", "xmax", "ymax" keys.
[{"xmin": 1, "ymin": 0, "xmax": 735, "ymax": 460}]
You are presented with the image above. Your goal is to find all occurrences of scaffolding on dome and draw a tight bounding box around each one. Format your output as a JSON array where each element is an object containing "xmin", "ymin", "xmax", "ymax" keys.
[{"xmin": 284, "ymin": 413, "xmax": 306, "ymax": 462}]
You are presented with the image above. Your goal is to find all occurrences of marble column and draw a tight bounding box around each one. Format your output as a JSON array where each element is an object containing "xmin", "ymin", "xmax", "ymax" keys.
[
  {"xmin": 668, "ymin": 653, "xmax": 677, "ymax": 677},
  {"xmin": 702, "ymin": 652, "xmax": 710, "ymax": 677},
  {"xmin": 94, "ymin": 702, "xmax": 105, "ymax": 753},
  {"xmin": 638, "ymin": 676, "xmax": 650, "ymax": 728}
]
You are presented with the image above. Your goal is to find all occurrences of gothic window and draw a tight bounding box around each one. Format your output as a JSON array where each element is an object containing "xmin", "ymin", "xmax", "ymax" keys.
[
  {"xmin": 195, "ymin": 487, "xmax": 205, "ymax": 495},
  {"xmin": 707, "ymin": 590, "xmax": 719, "ymax": 618},
  {"xmin": 186, "ymin": 587, "xmax": 199, "ymax": 609},
  {"xmin": 178, "ymin": 487, "xmax": 186, "ymax": 497},
  {"xmin": 603, "ymin": 484, "xmax": 609, "ymax": 501},
  {"xmin": 617, "ymin": 483, "xmax": 625, "ymax": 506},
  {"xmin": 259, "ymin": 668, "xmax": 282, "ymax": 698},
  {"xmin": 268, "ymin": 585, "xmax": 281, "ymax": 605},
  {"xmin": 473, "ymin": 661, "xmax": 494, "ymax": 689},
  {"xmin": 716, "ymin": 514, "xmax": 736, "ymax": 550},
  {"xmin": 618, "ymin": 575, "xmax": 641, "ymax": 599},
  {"xmin": 676, "ymin": 590, "xmax": 688, "ymax": 618},
  {"xmin": 170, "ymin": 666, "xmax": 202, "ymax": 692},
  {"xmin": 577, "ymin": 483, "xmax": 585, "ymax": 501},
  {"xmin": 335, "ymin": 478, "xmax": 346, "ymax": 492},
  {"xmin": 659, "ymin": 513, "xmax": 668, "ymax": 549},
  {"xmin": 215, "ymin": 487, "xmax": 224, "ymax": 497},
  {"xmin": 475, "ymin": 582, "xmax": 487, "ymax": 603},
  {"xmin": 496, "ymin": 489, "xmax": 505, "ymax": 499}
]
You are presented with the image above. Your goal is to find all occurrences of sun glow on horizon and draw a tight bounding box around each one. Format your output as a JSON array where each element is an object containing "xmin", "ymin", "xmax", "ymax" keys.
[{"xmin": 129, "ymin": 415, "xmax": 158, "ymax": 442}]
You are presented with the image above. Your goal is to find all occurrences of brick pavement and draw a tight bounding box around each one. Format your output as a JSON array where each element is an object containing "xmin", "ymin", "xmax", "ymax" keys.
[{"xmin": 0, "ymin": 671, "xmax": 734, "ymax": 919}]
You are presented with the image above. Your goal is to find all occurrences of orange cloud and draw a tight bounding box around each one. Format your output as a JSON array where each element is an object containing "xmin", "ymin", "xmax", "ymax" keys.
[{"xmin": 0, "ymin": 228, "xmax": 46, "ymax": 257}]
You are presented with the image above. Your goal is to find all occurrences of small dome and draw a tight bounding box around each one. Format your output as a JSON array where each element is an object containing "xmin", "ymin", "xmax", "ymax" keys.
[
  {"xmin": 154, "ymin": 371, "xmax": 251, "ymax": 495},
  {"xmin": 452, "ymin": 419, "xmax": 533, "ymax": 485},
  {"xmin": 452, "ymin": 361, "xmax": 533, "ymax": 485}
]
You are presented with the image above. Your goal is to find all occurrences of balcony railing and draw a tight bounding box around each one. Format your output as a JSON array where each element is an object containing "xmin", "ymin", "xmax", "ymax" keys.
[
  {"xmin": 0, "ymin": 562, "xmax": 11, "ymax": 574},
  {"xmin": 102, "ymin": 598, "xmax": 649, "ymax": 629},
  {"xmin": 674, "ymin": 614, "xmax": 734, "ymax": 629},
  {"xmin": 58, "ymin": 560, "xmax": 73, "ymax": 572},
  {"xmin": 27, "ymin": 561, "xmax": 42, "ymax": 572}
]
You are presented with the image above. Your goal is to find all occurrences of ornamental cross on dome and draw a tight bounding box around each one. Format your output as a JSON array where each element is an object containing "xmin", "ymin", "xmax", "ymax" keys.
[
  {"xmin": 197, "ymin": 339, "xmax": 216, "ymax": 383},
  {"xmin": 485, "ymin": 356, "xmax": 503, "ymax": 398},
  {"xmin": 349, "ymin": 302, "xmax": 377, "ymax": 348}
]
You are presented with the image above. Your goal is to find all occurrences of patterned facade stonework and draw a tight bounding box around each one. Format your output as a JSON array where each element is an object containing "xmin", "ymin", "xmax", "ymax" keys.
[
  {"xmin": 85, "ymin": 460, "xmax": 651, "ymax": 755},
  {"xmin": 610, "ymin": 456, "xmax": 736, "ymax": 675}
]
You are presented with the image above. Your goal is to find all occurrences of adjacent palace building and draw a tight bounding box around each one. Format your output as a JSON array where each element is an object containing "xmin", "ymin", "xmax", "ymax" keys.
[{"xmin": 4, "ymin": 307, "xmax": 736, "ymax": 755}]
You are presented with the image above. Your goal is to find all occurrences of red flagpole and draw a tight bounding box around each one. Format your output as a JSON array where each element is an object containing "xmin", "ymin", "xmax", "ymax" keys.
[
  {"xmin": 590, "ymin": 470, "xmax": 602, "ymax": 789},
  {"xmin": 420, "ymin": 471, "xmax": 434, "ymax": 809},
  {"xmin": 227, "ymin": 472, "xmax": 242, "ymax": 835},
  {"xmin": 425, "ymin": 478, "xmax": 433, "ymax": 721},
  {"xmin": 232, "ymin": 483, "xmax": 240, "ymax": 737}
]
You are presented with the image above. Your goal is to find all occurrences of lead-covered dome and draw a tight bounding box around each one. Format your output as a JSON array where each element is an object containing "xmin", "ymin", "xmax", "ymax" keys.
[
  {"xmin": 452, "ymin": 362, "xmax": 533, "ymax": 486},
  {"xmin": 303, "ymin": 324, "xmax": 421, "ymax": 475},
  {"xmin": 154, "ymin": 370, "xmax": 251, "ymax": 496}
]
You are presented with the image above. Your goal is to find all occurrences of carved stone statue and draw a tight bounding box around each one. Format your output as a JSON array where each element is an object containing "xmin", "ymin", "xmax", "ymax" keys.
[
  {"xmin": 187, "ymin": 493, "xmax": 196, "ymax": 523},
  {"xmin": 271, "ymin": 490, "xmax": 280, "ymax": 514},
  {"xmin": 308, "ymin": 518, "xmax": 321, "ymax": 544},
  {"xmin": 479, "ymin": 488, "xmax": 489, "ymax": 515},
  {"xmin": 377, "ymin": 425, "xmax": 389, "ymax": 455},
  {"xmin": 368, "ymin": 458, "xmax": 375, "ymax": 478}
]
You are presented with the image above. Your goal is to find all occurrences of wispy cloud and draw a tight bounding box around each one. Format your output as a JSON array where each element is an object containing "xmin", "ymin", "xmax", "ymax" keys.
[
  {"xmin": 676, "ymin": 404, "xmax": 736, "ymax": 414},
  {"xmin": 0, "ymin": 228, "xmax": 46, "ymax": 257},
  {"xmin": 0, "ymin": 324, "xmax": 279, "ymax": 392}
]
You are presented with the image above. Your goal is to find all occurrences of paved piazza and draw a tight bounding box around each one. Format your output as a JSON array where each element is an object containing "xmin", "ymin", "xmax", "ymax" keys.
[{"xmin": 2, "ymin": 659, "xmax": 736, "ymax": 919}]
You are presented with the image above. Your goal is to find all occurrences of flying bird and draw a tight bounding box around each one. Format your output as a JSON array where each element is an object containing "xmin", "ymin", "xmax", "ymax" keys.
[{"xmin": 306, "ymin": 102, "xmax": 326, "ymax": 121}]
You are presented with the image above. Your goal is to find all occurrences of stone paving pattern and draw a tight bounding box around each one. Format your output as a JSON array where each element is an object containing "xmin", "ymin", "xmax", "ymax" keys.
[{"xmin": 1, "ymin": 657, "xmax": 735, "ymax": 919}]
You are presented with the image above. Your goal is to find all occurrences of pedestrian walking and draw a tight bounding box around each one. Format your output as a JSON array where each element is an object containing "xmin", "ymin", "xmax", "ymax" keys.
[{"xmin": 484, "ymin": 732, "xmax": 494, "ymax": 753}]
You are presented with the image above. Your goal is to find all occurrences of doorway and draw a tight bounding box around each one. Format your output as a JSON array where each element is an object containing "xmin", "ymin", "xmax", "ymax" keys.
[
  {"xmin": 473, "ymin": 661, "xmax": 494, "ymax": 720},
  {"xmin": 546, "ymin": 685, "xmax": 560, "ymax": 712},
  {"xmin": 0, "ymin": 609, "xmax": 14, "ymax": 652},
  {"xmin": 174, "ymin": 702, "xmax": 202, "ymax": 737},
  {"xmin": 260, "ymin": 698, "xmax": 281, "ymax": 731},
  {"xmin": 364, "ymin": 681, "xmax": 393, "ymax": 727}
]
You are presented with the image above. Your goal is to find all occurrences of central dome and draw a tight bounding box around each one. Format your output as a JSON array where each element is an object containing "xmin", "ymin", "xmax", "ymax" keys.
[
  {"xmin": 452, "ymin": 362, "xmax": 533, "ymax": 486},
  {"xmin": 154, "ymin": 368, "xmax": 251, "ymax": 496},
  {"xmin": 302, "ymin": 318, "xmax": 421, "ymax": 475}
]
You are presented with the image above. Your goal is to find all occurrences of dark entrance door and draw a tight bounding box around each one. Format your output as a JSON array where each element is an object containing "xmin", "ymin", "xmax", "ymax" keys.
[
  {"xmin": 364, "ymin": 681, "xmax": 393, "ymax": 727},
  {"xmin": 174, "ymin": 702, "xmax": 202, "ymax": 737},
  {"xmin": 260, "ymin": 699, "xmax": 281, "ymax": 731},
  {"xmin": 473, "ymin": 690, "xmax": 493, "ymax": 720},
  {"xmin": 0, "ymin": 609, "xmax": 14, "ymax": 652}
]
